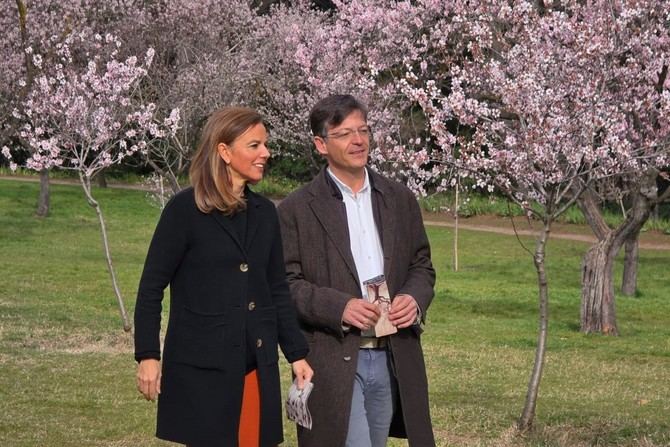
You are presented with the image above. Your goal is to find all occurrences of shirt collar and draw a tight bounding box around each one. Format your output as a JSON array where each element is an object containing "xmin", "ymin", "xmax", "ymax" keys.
[{"xmin": 326, "ymin": 167, "xmax": 370, "ymax": 197}]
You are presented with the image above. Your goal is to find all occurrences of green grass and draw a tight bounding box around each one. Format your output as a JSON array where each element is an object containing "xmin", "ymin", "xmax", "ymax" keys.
[
  {"xmin": 0, "ymin": 166, "xmax": 152, "ymax": 185},
  {"xmin": 251, "ymin": 174, "xmax": 302, "ymax": 198},
  {"xmin": 1, "ymin": 179, "xmax": 669, "ymax": 446},
  {"xmin": 0, "ymin": 168, "xmax": 304, "ymax": 202}
]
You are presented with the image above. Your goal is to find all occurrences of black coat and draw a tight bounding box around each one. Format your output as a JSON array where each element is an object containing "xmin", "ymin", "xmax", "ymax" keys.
[{"xmin": 134, "ymin": 187, "xmax": 308, "ymax": 447}]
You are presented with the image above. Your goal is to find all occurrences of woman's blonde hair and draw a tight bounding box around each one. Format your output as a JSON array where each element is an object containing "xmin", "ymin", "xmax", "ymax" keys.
[{"xmin": 189, "ymin": 107, "xmax": 263, "ymax": 214}]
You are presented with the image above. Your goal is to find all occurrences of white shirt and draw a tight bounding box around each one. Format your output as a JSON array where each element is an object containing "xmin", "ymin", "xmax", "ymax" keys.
[{"xmin": 327, "ymin": 168, "xmax": 384, "ymax": 299}]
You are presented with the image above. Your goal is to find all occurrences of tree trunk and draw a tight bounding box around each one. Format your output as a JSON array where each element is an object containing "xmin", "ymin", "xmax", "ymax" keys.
[
  {"xmin": 651, "ymin": 204, "xmax": 659, "ymax": 221},
  {"xmin": 146, "ymin": 158, "xmax": 181, "ymax": 194},
  {"xmin": 80, "ymin": 173, "xmax": 131, "ymax": 332},
  {"xmin": 453, "ymin": 179, "xmax": 459, "ymax": 272},
  {"xmin": 621, "ymin": 231, "xmax": 639, "ymax": 296},
  {"xmin": 580, "ymin": 235, "xmax": 619, "ymax": 335},
  {"xmin": 96, "ymin": 170, "xmax": 108, "ymax": 188},
  {"xmin": 579, "ymin": 179, "xmax": 655, "ymax": 334},
  {"xmin": 17, "ymin": 0, "xmax": 50, "ymax": 218},
  {"xmin": 165, "ymin": 171, "xmax": 180, "ymax": 194},
  {"xmin": 35, "ymin": 168, "xmax": 50, "ymax": 217},
  {"xmin": 577, "ymin": 186, "xmax": 618, "ymax": 335},
  {"xmin": 16, "ymin": 0, "xmax": 34, "ymax": 86},
  {"xmin": 517, "ymin": 220, "xmax": 551, "ymax": 432}
]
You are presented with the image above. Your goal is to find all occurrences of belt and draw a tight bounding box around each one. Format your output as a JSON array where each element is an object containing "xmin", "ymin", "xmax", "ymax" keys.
[{"xmin": 359, "ymin": 336, "xmax": 388, "ymax": 349}]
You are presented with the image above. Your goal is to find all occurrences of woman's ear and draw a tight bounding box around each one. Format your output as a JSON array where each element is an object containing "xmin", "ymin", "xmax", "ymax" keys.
[{"xmin": 217, "ymin": 143, "xmax": 231, "ymax": 164}]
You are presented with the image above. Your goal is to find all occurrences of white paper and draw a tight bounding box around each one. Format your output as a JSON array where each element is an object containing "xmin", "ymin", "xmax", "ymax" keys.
[{"xmin": 285, "ymin": 379, "xmax": 314, "ymax": 429}]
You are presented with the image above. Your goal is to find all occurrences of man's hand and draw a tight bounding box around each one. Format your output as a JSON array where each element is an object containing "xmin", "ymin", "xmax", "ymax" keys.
[
  {"xmin": 292, "ymin": 359, "xmax": 314, "ymax": 390},
  {"xmin": 342, "ymin": 298, "xmax": 381, "ymax": 330},
  {"xmin": 389, "ymin": 294, "xmax": 419, "ymax": 328},
  {"xmin": 137, "ymin": 358, "xmax": 161, "ymax": 401}
]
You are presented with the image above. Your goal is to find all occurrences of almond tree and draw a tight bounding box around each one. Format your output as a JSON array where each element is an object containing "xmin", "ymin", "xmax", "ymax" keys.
[
  {"xmin": 255, "ymin": 0, "xmax": 446, "ymax": 188},
  {"xmin": 0, "ymin": 0, "xmax": 83, "ymax": 216},
  {"xmin": 10, "ymin": 28, "xmax": 178, "ymax": 331},
  {"xmin": 245, "ymin": 1, "xmax": 330, "ymax": 174},
  {"xmin": 1, "ymin": 0, "xmax": 143, "ymax": 214},
  {"xmin": 123, "ymin": 0, "xmax": 258, "ymax": 192},
  {"xmin": 399, "ymin": 0, "xmax": 670, "ymax": 429},
  {"xmin": 569, "ymin": 3, "xmax": 670, "ymax": 334}
]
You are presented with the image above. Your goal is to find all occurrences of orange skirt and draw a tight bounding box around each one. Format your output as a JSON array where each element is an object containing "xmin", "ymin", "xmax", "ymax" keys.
[{"xmin": 238, "ymin": 369, "xmax": 260, "ymax": 447}]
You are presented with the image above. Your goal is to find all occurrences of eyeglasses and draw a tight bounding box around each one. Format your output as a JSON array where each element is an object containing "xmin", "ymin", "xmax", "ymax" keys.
[{"xmin": 323, "ymin": 126, "xmax": 371, "ymax": 141}]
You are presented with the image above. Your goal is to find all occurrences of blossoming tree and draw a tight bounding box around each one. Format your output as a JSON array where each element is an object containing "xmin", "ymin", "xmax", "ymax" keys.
[
  {"xmin": 12, "ymin": 28, "xmax": 178, "ymax": 331},
  {"xmin": 398, "ymin": 0, "xmax": 670, "ymax": 429}
]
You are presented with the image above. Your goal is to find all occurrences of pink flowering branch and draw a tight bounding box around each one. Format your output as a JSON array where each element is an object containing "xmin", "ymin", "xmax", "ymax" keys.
[{"xmin": 11, "ymin": 28, "xmax": 177, "ymax": 331}]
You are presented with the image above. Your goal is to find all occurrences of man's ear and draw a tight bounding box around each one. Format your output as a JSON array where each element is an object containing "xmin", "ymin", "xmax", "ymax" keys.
[
  {"xmin": 313, "ymin": 137, "xmax": 328, "ymax": 156},
  {"xmin": 217, "ymin": 143, "xmax": 231, "ymax": 164}
]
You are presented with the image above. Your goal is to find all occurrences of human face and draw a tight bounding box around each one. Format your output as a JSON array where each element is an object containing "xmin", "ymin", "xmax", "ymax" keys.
[
  {"xmin": 217, "ymin": 123, "xmax": 270, "ymax": 193},
  {"xmin": 314, "ymin": 110, "xmax": 369, "ymax": 178}
]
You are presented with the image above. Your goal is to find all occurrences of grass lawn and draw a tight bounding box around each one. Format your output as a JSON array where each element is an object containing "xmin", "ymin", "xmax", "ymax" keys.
[{"xmin": 0, "ymin": 179, "xmax": 668, "ymax": 447}]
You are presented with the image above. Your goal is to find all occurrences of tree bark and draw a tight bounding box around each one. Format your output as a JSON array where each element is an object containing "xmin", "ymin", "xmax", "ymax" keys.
[
  {"xmin": 16, "ymin": 0, "xmax": 33, "ymax": 85},
  {"xmin": 35, "ymin": 168, "xmax": 50, "ymax": 217},
  {"xmin": 621, "ymin": 232, "xmax": 639, "ymax": 296},
  {"xmin": 580, "ymin": 235, "xmax": 619, "ymax": 335},
  {"xmin": 578, "ymin": 178, "xmax": 655, "ymax": 335},
  {"xmin": 96, "ymin": 170, "xmax": 108, "ymax": 188},
  {"xmin": 80, "ymin": 173, "xmax": 132, "ymax": 332},
  {"xmin": 453, "ymin": 179, "xmax": 459, "ymax": 272},
  {"xmin": 517, "ymin": 219, "xmax": 551, "ymax": 432},
  {"xmin": 146, "ymin": 158, "xmax": 181, "ymax": 194},
  {"xmin": 17, "ymin": 0, "xmax": 51, "ymax": 217}
]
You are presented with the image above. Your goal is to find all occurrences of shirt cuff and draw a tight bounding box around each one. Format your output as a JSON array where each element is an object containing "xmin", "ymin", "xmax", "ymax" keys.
[{"xmin": 414, "ymin": 301, "xmax": 423, "ymax": 325}]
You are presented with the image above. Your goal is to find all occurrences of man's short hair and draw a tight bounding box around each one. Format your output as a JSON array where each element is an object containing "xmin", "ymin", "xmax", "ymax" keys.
[{"xmin": 309, "ymin": 95, "xmax": 368, "ymax": 138}]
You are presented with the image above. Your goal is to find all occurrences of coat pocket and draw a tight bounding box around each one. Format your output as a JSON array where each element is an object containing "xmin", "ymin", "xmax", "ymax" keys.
[
  {"xmin": 169, "ymin": 307, "xmax": 227, "ymax": 370},
  {"xmin": 257, "ymin": 305, "xmax": 279, "ymax": 365}
]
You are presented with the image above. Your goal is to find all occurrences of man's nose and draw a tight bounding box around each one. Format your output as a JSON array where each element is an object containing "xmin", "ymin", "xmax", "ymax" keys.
[{"xmin": 350, "ymin": 130, "xmax": 365, "ymax": 143}]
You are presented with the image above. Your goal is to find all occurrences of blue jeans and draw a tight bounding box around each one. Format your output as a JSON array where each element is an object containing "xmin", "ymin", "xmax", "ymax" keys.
[{"xmin": 345, "ymin": 348, "xmax": 396, "ymax": 447}]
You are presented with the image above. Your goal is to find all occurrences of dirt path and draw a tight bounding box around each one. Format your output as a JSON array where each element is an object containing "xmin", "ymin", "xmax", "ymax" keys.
[
  {"xmin": 3, "ymin": 174, "xmax": 669, "ymax": 250},
  {"xmin": 423, "ymin": 213, "xmax": 670, "ymax": 251}
]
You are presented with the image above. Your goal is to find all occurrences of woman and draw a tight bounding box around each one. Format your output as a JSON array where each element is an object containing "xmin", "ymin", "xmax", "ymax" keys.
[{"xmin": 134, "ymin": 107, "xmax": 313, "ymax": 447}]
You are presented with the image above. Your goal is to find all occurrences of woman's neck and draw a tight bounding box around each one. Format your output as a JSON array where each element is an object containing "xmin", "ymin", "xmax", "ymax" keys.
[{"xmin": 232, "ymin": 181, "xmax": 245, "ymax": 198}]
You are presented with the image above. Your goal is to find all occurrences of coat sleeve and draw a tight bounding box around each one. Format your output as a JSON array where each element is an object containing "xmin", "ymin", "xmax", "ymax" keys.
[
  {"xmin": 277, "ymin": 200, "xmax": 352, "ymax": 338},
  {"xmin": 266, "ymin": 208, "xmax": 309, "ymax": 363},
  {"xmin": 134, "ymin": 195, "xmax": 189, "ymax": 362},
  {"xmin": 395, "ymin": 189, "xmax": 435, "ymax": 323}
]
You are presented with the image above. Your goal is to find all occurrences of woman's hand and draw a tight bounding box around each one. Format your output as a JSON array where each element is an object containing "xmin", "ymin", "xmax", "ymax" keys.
[
  {"xmin": 137, "ymin": 358, "xmax": 161, "ymax": 401},
  {"xmin": 291, "ymin": 359, "xmax": 314, "ymax": 390}
]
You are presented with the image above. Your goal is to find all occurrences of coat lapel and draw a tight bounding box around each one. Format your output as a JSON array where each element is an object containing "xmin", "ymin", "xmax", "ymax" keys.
[
  {"xmin": 210, "ymin": 188, "xmax": 264, "ymax": 255},
  {"xmin": 244, "ymin": 190, "xmax": 261, "ymax": 252},
  {"xmin": 370, "ymin": 171, "xmax": 396, "ymax": 280},
  {"xmin": 308, "ymin": 171, "xmax": 360, "ymax": 285},
  {"xmin": 211, "ymin": 210, "xmax": 244, "ymax": 254}
]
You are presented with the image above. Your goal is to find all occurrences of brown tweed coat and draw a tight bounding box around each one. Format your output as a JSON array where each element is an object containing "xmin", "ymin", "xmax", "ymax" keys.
[{"xmin": 278, "ymin": 168, "xmax": 436, "ymax": 447}]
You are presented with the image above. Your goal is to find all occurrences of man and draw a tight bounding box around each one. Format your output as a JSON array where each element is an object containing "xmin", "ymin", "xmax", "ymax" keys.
[{"xmin": 278, "ymin": 94, "xmax": 436, "ymax": 447}]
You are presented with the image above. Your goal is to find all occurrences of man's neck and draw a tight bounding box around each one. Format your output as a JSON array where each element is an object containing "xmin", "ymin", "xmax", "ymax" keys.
[{"xmin": 327, "ymin": 166, "xmax": 366, "ymax": 194}]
